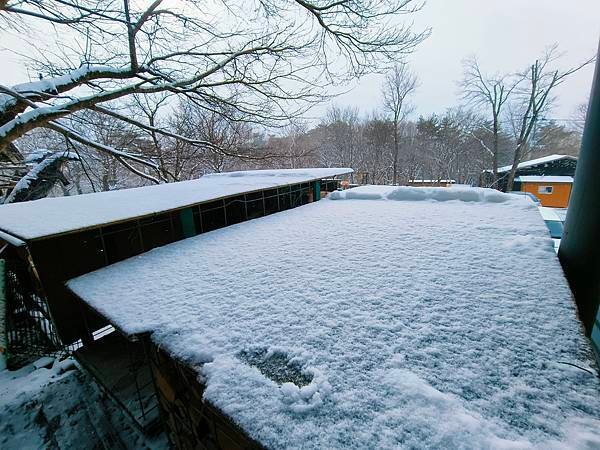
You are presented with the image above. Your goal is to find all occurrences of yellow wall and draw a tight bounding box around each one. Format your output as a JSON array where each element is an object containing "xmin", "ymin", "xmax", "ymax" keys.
[{"xmin": 522, "ymin": 182, "xmax": 572, "ymax": 208}]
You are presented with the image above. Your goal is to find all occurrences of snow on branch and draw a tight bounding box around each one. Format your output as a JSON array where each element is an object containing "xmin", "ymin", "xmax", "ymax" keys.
[
  {"xmin": 0, "ymin": 65, "xmax": 136, "ymax": 122},
  {"xmin": 3, "ymin": 150, "xmax": 79, "ymax": 204}
]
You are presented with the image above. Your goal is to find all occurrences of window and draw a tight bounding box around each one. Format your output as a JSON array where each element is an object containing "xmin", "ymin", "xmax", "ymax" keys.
[
  {"xmin": 538, "ymin": 186, "xmax": 553, "ymax": 194},
  {"xmin": 278, "ymin": 186, "xmax": 291, "ymax": 211},
  {"xmin": 245, "ymin": 191, "xmax": 265, "ymax": 219},
  {"xmin": 263, "ymin": 189, "xmax": 279, "ymax": 216},
  {"xmin": 139, "ymin": 213, "xmax": 175, "ymax": 251},
  {"xmin": 200, "ymin": 200, "xmax": 226, "ymax": 232},
  {"xmin": 224, "ymin": 195, "xmax": 247, "ymax": 225},
  {"xmin": 102, "ymin": 221, "xmax": 143, "ymax": 264},
  {"xmin": 46, "ymin": 230, "xmax": 106, "ymax": 277}
]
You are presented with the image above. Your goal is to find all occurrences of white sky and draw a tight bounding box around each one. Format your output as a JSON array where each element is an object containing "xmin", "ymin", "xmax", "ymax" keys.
[
  {"xmin": 312, "ymin": 0, "xmax": 600, "ymax": 123},
  {"xmin": 1, "ymin": 0, "xmax": 599, "ymax": 125}
]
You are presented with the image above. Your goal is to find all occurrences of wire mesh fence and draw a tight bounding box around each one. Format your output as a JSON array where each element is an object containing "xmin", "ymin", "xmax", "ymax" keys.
[{"xmin": 4, "ymin": 256, "xmax": 64, "ymax": 369}]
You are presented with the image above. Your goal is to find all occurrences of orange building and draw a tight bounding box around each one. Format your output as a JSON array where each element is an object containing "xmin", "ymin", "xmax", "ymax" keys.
[{"xmin": 516, "ymin": 175, "xmax": 573, "ymax": 208}]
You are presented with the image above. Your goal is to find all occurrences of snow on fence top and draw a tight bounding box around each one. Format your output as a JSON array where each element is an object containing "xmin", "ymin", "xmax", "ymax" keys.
[
  {"xmin": 496, "ymin": 154, "xmax": 577, "ymax": 173},
  {"xmin": 515, "ymin": 175, "xmax": 574, "ymax": 183},
  {"xmin": 0, "ymin": 168, "xmax": 351, "ymax": 241},
  {"xmin": 68, "ymin": 185, "xmax": 600, "ymax": 449}
]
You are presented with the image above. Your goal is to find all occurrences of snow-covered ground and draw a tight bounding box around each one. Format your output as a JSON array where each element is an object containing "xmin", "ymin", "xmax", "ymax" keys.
[
  {"xmin": 0, "ymin": 357, "xmax": 167, "ymax": 449},
  {"xmin": 68, "ymin": 185, "xmax": 600, "ymax": 449}
]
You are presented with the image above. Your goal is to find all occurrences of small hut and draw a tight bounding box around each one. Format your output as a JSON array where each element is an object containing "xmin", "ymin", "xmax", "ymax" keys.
[
  {"xmin": 514, "ymin": 175, "xmax": 574, "ymax": 207},
  {"xmin": 483, "ymin": 154, "xmax": 578, "ymax": 194}
]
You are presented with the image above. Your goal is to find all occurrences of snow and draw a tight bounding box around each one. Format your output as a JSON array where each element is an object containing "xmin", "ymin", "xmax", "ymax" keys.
[
  {"xmin": 539, "ymin": 207, "xmax": 563, "ymax": 222},
  {"xmin": 497, "ymin": 154, "xmax": 577, "ymax": 173},
  {"xmin": 0, "ymin": 168, "xmax": 351, "ymax": 240},
  {"xmin": 3, "ymin": 151, "xmax": 80, "ymax": 204},
  {"xmin": 516, "ymin": 176, "xmax": 574, "ymax": 183},
  {"xmin": 0, "ymin": 65, "xmax": 131, "ymax": 114},
  {"xmin": 68, "ymin": 185, "xmax": 600, "ymax": 449},
  {"xmin": 409, "ymin": 179, "xmax": 456, "ymax": 183},
  {"xmin": 0, "ymin": 358, "xmax": 167, "ymax": 449},
  {"xmin": 0, "ymin": 230, "xmax": 25, "ymax": 247}
]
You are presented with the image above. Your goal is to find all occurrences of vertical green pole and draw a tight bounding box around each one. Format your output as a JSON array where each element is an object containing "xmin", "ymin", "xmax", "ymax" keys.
[
  {"xmin": 0, "ymin": 259, "xmax": 6, "ymax": 371},
  {"xmin": 559, "ymin": 39, "xmax": 600, "ymax": 335},
  {"xmin": 592, "ymin": 314, "xmax": 600, "ymax": 361},
  {"xmin": 179, "ymin": 208, "xmax": 196, "ymax": 238},
  {"xmin": 314, "ymin": 180, "xmax": 321, "ymax": 201}
]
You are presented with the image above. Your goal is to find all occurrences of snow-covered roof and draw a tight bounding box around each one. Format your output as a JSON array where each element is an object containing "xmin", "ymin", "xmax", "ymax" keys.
[
  {"xmin": 538, "ymin": 206, "xmax": 563, "ymax": 222},
  {"xmin": 0, "ymin": 168, "xmax": 351, "ymax": 241},
  {"xmin": 497, "ymin": 154, "xmax": 577, "ymax": 173},
  {"xmin": 408, "ymin": 179, "xmax": 456, "ymax": 183},
  {"xmin": 68, "ymin": 185, "xmax": 600, "ymax": 449},
  {"xmin": 516, "ymin": 175, "xmax": 574, "ymax": 183}
]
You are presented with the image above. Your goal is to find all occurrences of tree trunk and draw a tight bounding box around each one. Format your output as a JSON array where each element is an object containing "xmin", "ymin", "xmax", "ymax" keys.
[
  {"xmin": 505, "ymin": 141, "xmax": 523, "ymax": 192},
  {"xmin": 392, "ymin": 121, "xmax": 399, "ymax": 185},
  {"xmin": 492, "ymin": 115, "xmax": 499, "ymax": 183}
]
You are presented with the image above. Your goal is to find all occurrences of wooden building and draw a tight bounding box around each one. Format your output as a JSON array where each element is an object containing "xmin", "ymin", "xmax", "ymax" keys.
[
  {"xmin": 515, "ymin": 175, "xmax": 573, "ymax": 208},
  {"xmin": 485, "ymin": 154, "xmax": 578, "ymax": 195},
  {"xmin": 0, "ymin": 168, "xmax": 350, "ymax": 429}
]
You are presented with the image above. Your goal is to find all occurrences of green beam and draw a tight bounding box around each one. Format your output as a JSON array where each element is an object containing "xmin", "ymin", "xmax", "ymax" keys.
[
  {"xmin": 179, "ymin": 208, "xmax": 196, "ymax": 238},
  {"xmin": 314, "ymin": 180, "xmax": 321, "ymax": 201}
]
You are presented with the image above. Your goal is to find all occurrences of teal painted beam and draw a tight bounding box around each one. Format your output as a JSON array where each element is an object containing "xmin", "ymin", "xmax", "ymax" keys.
[{"xmin": 179, "ymin": 208, "xmax": 196, "ymax": 238}]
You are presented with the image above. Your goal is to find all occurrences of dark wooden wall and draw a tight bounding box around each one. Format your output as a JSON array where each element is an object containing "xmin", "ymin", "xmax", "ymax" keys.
[{"xmin": 149, "ymin": 345, "xmax": 263, "ymax": 450}]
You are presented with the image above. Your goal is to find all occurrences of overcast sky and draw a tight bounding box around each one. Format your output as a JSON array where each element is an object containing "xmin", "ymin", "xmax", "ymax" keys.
[
  {"xmin": 312, "ymin": 0, "xmax": 600, "ymax": 124},
  {"xmin": 2, "ymin": 0, "xmax": 599, "ymax": 127}
]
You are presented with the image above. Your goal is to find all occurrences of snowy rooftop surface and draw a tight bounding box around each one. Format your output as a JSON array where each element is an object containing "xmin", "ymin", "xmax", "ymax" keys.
[
  {"xmin": 497, "ymin": 154, "xmax": 577, "ymax": 173},
  {"xmin": 0, "ymin": 168, "xmax": 351, "ymax": 241},
  {"xmin": 516, "ymin": 175, "xmax": 574, "ymax": 183},
  {"xmin": 408, "ymin": 179, "xmax": 456, "ymax": 183},
  {"xmin": 68, "ymin": 185, "xmax": 600, "ymax": 449}
]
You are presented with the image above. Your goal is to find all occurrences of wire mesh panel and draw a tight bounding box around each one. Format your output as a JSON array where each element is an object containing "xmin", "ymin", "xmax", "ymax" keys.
[
  {"xmin": 74, "ymin": 331, "xmax": 161, "ymax": 432},
  {"xmin": 3, "ymin": 256, "xmax": 62, "ymax": 369}
]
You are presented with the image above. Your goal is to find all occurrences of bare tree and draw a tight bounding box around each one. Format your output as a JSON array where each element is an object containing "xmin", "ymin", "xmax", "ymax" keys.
[
  {"xmin": 266, "ymin": 121, "xmax": 316, "ymax": 170},
  {"xmin": 572, "ymin": 102, "xmax": 589, "ymax": 135},
  {"xmin": 362, "ymin": 113, "xmax": 393, "ymax": 184},
  {"xmin": 0, "ymin": 0, "xmax": 428, "ymax": 201},
  {"xmin": 174, "ymin": 100, "xmax": 259, "ymax": 175},
  {"xmin": 382, "ymin": 62, "xmax": 418, "ymax": 185},
  {"xmin": 505, "ymin": 46, "xmax": 594, "ymax": 191},
  {"xmin": 461, "ymin": 57, "xmax": 520, "ymax": 181},
  {"xmin": 317, "ymin": 106, "xmax": 362, "ymax": 180}
]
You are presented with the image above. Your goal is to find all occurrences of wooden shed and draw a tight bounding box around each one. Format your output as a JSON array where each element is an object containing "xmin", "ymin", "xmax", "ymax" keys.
[
  {"xmin": 486, "ymin": 154, "xmax": 578, "ymax": 192},
  {"xmin": 515, "ymin": 175, "xmax": 574, "ymax": 208},
  {"xmin": 0, "ymin": 168, "xmax": 350, "ymax": 429}
]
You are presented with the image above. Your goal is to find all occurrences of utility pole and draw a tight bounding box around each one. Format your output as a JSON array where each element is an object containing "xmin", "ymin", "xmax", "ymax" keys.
[{"xmin": 559, "ymin": 40, "xmax": 600, "ymax": 339}]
